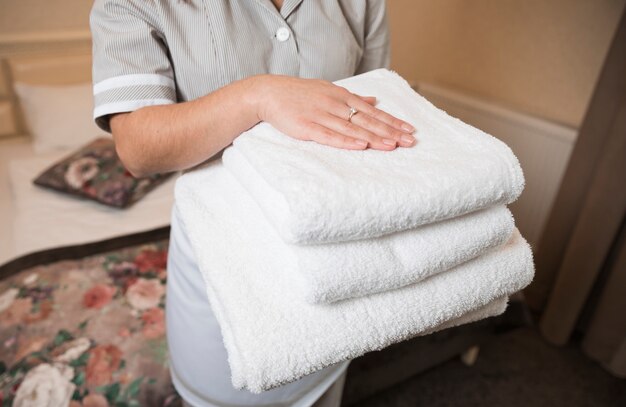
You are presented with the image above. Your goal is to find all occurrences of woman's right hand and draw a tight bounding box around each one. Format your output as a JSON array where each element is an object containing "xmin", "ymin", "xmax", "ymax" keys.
[{"xmin": 254, "ymin": 75, "xmax": 416, "ymax": 151}]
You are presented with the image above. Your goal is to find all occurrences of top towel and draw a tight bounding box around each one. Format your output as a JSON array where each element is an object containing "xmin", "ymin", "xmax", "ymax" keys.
[{"xmin": 224, "ymin": 69, "xmax": 524, "ymax": 244}]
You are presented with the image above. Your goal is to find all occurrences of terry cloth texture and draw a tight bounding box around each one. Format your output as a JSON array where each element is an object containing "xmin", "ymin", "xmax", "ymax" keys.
[
  {"xmin": 223, "ymin": 69, "xmax": 524, "ymax": 244},
  {"xmin": 174, "ymin": 163, "xmax": 534, "ymax": 393},
  {"xmin": 221, "ymin": 148, "xmax": 516, "ymax": 303}
]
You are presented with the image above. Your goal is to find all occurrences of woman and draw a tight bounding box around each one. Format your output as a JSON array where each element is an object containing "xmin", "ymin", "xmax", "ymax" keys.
[{"xmin": 90, "ymin": 1, "xmax": 415, "ymax": 406}]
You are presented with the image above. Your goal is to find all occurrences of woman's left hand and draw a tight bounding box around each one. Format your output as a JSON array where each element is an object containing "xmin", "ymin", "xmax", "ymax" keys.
[{"xmin": 254, "ymin": 75, "xmax": 416, "ymax": 151}]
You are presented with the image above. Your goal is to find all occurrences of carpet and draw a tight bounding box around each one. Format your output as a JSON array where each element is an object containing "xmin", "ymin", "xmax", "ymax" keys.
[
  {"xmin": 0, "ymin": 238, "xmax": 182, "ymax": 407},
  {"xmin": 356, "ymin": 326, "xmax": 626, "ymax": 407}
]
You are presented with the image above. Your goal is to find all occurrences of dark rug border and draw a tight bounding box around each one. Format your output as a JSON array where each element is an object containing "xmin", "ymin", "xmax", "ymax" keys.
[{"xmin": 0, "ymin": 226, "xmax": 170, "ymax": 280}]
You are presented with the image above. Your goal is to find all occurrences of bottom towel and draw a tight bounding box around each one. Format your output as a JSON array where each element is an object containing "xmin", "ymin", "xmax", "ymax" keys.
[{"xmin": 175, "ymin": 163, "xmax": 535, "ymax": 393}]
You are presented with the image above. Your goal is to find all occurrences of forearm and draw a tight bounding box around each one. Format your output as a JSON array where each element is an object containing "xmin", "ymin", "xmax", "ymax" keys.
[
  {"xmin": 111, "ymin": 74, "xmax": 416, "ymax": 177},
  {"xmin": 110, "ymin": 75, "xmax": 262, "ymax": 177}
]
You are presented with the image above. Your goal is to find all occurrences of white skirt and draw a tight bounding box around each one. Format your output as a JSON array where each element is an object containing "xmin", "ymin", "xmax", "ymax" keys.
[{"xmin": 166, "ymin": 203, "xmax": 349, "ymax": 407}]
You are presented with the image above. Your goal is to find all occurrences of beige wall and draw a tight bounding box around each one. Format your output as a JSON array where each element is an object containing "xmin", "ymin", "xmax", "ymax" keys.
[
  {"xmin": 0, "ymin": 0, "xmax": 92, "ymax": 35},
  {"xmin": 1, "ymin": 0, "xmax": 623, "ymax": 127},
  {"xmin": 388, "ymin": 0, "xmax": 625, "ymax": 127}
]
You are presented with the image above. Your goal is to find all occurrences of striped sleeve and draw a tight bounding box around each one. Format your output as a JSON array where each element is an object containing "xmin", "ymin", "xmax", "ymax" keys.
[{"xmin": 90, "ymin": 0, "xmax": 177, "ymax": 132}]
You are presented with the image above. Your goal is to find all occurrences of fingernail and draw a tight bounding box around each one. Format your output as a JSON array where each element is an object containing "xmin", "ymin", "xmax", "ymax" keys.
[
  {"xmin": 401, "ymin": 123, "xmax": 415, "ymax": 133},
  {"xmin": 383, "ymin": 139, "xmax": 397, "ymax": 146},
  {"xmin": 400, "ymin": 135, "xmax": 415, "ymax": 145},
  {"xmin": 354, "ymin": 139, "xmax": 368, "ymax": 147}
]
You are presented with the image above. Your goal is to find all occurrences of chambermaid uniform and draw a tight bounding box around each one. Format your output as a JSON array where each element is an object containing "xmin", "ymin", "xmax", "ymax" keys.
[{"xmin": 90, "ymin": 1, "xmax": 390, "ymax": 405}]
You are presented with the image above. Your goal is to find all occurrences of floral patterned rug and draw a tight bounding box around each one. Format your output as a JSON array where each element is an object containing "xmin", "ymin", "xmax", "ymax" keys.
[{"xmin": 0, "ymin": 239, "xmax": 182, "ymax": 407}]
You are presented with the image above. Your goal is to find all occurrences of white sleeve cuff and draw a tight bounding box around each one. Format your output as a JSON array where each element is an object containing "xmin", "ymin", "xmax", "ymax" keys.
[
  {"xmin": 93, "ymin": 73, "xmax": 175, "ymax": 94},
  {"xmin": 93, "ymin": 98, "xmax": 175, "ymax": 120}
]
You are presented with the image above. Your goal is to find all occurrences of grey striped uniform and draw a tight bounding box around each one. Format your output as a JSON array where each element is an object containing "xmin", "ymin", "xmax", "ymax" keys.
[{"xmin": 90, "ymin": 0, "xmax": 390, "ymax": 132}]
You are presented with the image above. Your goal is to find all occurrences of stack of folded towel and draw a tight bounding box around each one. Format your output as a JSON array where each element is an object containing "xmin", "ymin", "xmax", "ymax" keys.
[{"xmin": 174, "ymin": 69, "xmax": 535, "ymax": 393}]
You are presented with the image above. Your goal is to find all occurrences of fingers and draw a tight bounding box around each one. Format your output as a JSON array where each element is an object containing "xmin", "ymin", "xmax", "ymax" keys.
[
  {"xmin": 349, "ymin": 94, "xmax": 416, "ymax": 135},
  {"xmin": 306, "ymin": 122, "xmax": 368, "ymax": 150},
  {"xmin": 326, "ymin": 99, "xmax": 415, "ymax": 149},
  {"xmin": 351, "ymin": 111, "xmax": 416, "ymax": 148},
  {"xmin": 317, "ymin": 114, "xmax": 398, "ymax": 151},
  {"xmin": 273, "ymin": 82, "xmax": 416, "ymax": 152},
  {"xmin": 358, "ymin": 95, "xmax": 377, "ymax": 105}
]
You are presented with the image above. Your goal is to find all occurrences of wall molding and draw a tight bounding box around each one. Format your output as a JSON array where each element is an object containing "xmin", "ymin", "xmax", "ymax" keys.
[
  {"xmin": 0, "ymin": 30, "xmax": 91, "ymax": 57},
  {"xmin": 417, "ymin": 83, "xmax": 577, "ymax": 144},
  {"xmin": 0, "ymin": 29, "xmax": 91, "ymax": 45},
  {"xmin": 416, "ymin": 81, "xmax": 578, "ymax": 248},
  {"xmin": 0, "ymin": 29, "xmax": 93, "ymax": 139}
]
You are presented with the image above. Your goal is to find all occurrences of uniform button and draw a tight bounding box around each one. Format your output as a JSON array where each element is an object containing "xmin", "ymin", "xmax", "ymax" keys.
[{"xmin": 276, "ymin": 27, "xmax": 290, "ymax": 42}]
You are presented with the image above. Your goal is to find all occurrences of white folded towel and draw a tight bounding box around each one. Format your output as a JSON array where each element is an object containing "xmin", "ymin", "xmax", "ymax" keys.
[
  {"xmin": 221, "ymin": 148, "xmax": 515, "ymax": 303},
  {"xmin": 223, "ymin": 69, "xmax": 524, "ymax": 244},
  {"xmin": 174, "ymin": 163, "xmax": 535, "ymax": 393}
]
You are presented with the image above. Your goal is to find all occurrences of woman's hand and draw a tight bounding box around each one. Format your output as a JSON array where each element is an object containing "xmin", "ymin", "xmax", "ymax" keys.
[{"xmin": 254, "ymin": 75, "xmax": 416, "ymax": 151}]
